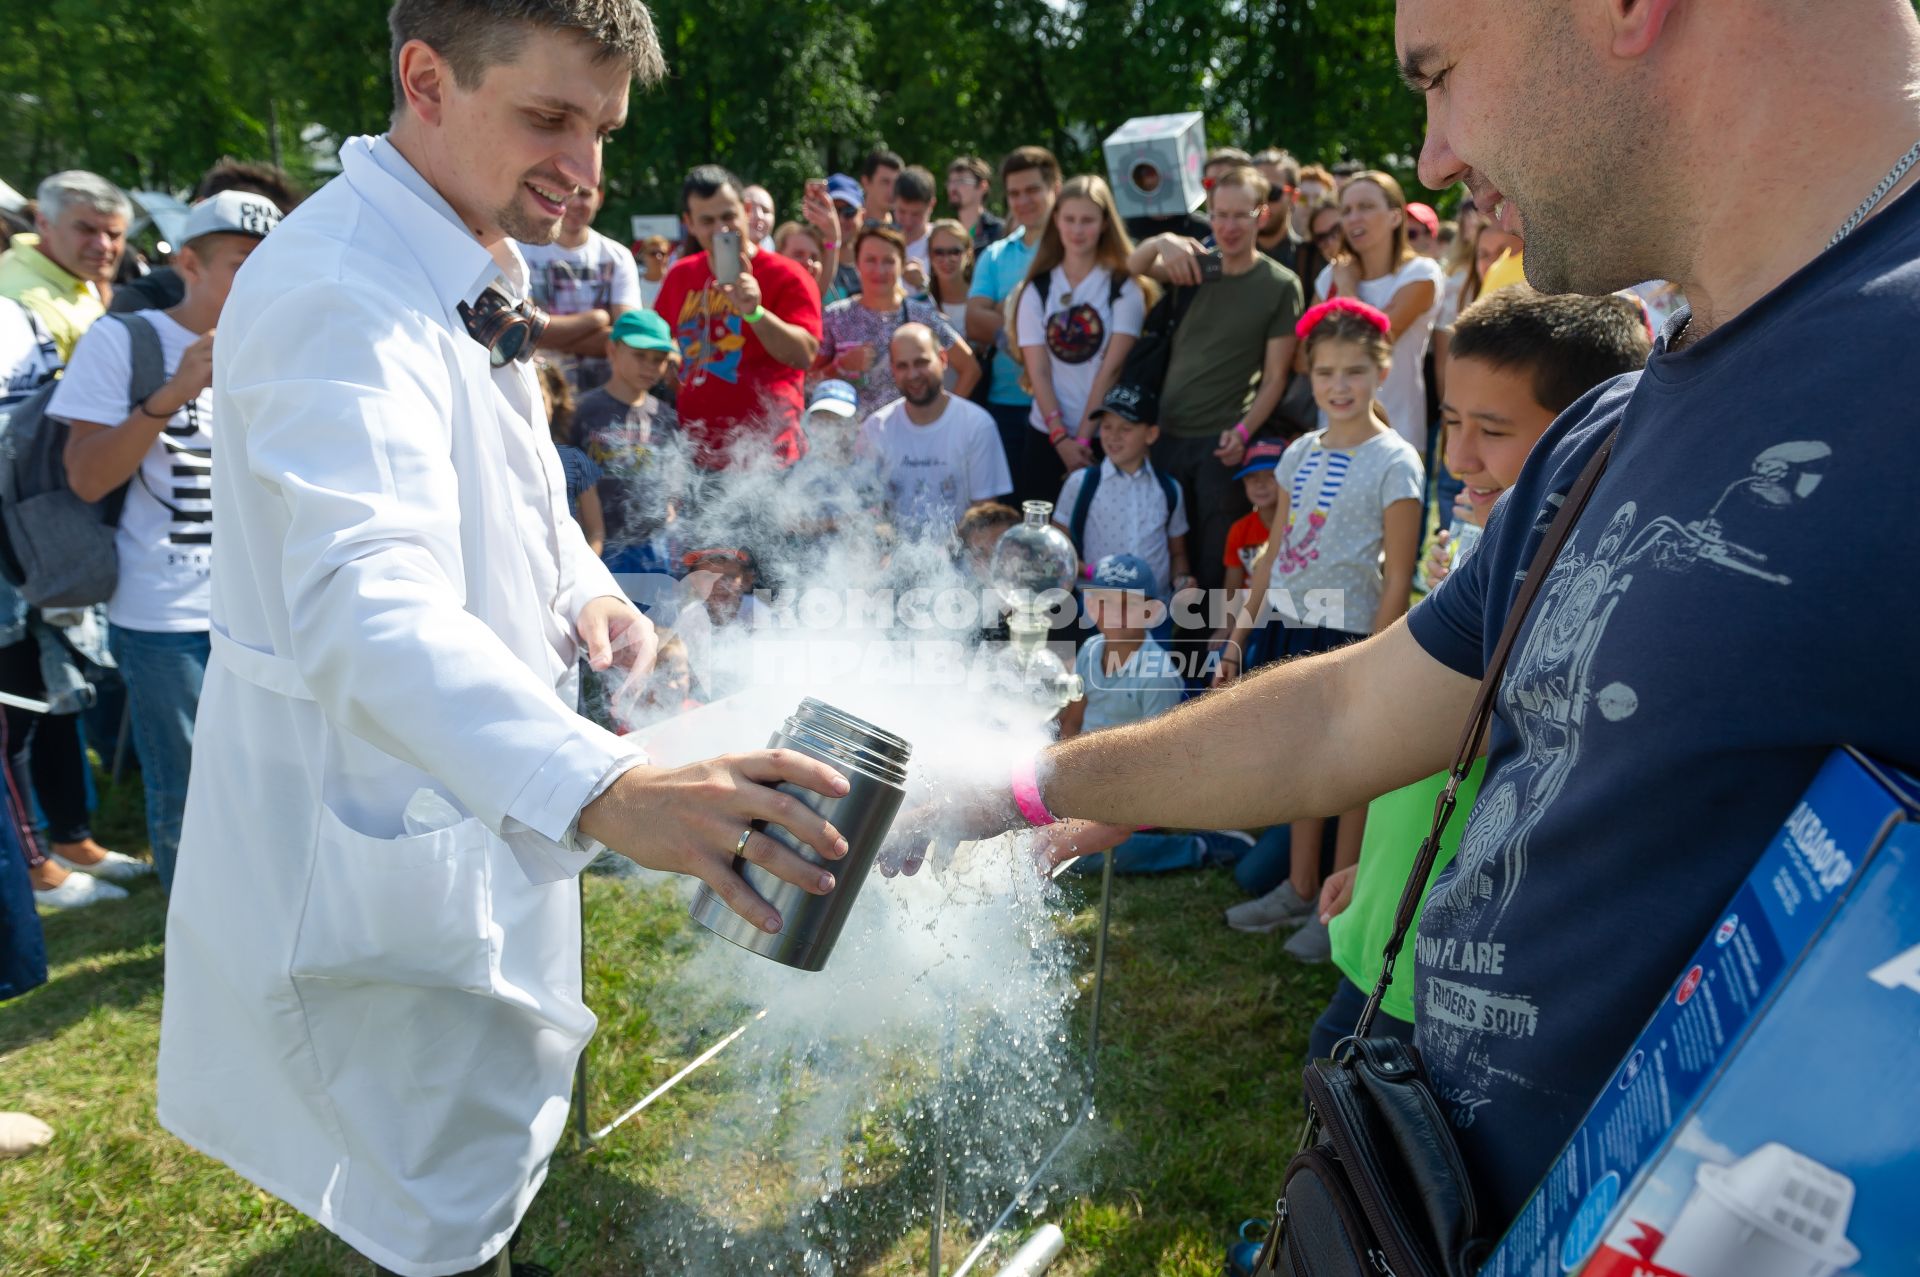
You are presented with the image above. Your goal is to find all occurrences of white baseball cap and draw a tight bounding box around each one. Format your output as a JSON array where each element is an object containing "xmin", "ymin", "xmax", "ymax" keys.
[{"xmin": 182, "ymin": 190, "xmax": 282, "ymax": 243}]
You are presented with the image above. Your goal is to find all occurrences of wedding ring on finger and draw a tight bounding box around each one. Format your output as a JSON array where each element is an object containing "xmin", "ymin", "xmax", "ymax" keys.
[{"xmin": 734, "ymin": 826, "xmax": 754, "ymax": 859}]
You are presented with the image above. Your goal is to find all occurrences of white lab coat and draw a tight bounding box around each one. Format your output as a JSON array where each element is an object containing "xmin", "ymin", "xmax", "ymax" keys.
[{"xmin": 157, "ymin": 136, "xmax": 645, "ymax": 1277}]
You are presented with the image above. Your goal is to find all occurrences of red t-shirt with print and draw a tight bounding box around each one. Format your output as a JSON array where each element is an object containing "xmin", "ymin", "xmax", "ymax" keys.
[
  {"xmin": 653, "ymin": 247, "xmax": 822, "ymax": 469},
  {"xmin": 1224, "ymin": 509, "xmax": 1272, "ymax": 575}
]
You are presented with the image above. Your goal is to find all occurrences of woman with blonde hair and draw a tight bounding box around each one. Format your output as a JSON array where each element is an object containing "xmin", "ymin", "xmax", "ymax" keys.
[
  {"xmin": 1314, "ymin": 170, "xmax": 1446, "ymax": 454},
  {"xmin": 1009, "ymin": 174, "xmax": 1150, "ymax": 497}
]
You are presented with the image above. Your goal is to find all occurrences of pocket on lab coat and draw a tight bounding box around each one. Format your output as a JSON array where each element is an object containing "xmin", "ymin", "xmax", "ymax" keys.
[{"xmin": 289, "ymin": 802, "xmax": 496, "ymax": 993}]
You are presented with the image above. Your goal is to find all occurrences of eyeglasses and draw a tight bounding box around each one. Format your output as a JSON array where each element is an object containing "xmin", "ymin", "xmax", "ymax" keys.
[
  {"xmin": 1211, "ymin": 210, "xmax": 1259, "ymax": 225},
  {"xmin": 1314, "ymin": 229, "xmax": 1343, "ymax": 245},
  {"xmin": 645, "ymin": 249, "xmax": 670, "ymax": 259},
  {"xmin": 930, "ymin": 247, "xmax": 967, "ymax": 259}
]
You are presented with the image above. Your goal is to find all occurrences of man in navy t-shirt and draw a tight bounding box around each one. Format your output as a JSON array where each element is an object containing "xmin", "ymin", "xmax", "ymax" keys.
[{"xmin": 922, "ymin": 0, "xmax": 1920, "ymax": 1236}]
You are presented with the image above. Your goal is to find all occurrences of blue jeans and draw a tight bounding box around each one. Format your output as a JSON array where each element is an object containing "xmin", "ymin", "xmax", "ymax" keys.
[
  {"xmin": 1307, "ymin": 974, "xmax": 1416, "ymax": 1062},
  {"xmin": 1067, "ymin": 831, "xmax": 1204, "ymax": 876},
  {"xmin": 107, "ymin": 626, "xmax": 209, "ymax": 893},
  {"xmin": 1232, "ymin": 825, "xmax": 1293, "ymax": 896},
  {"xmin": 0, "ymin": 752, "xmax": 46, "ymax": 1000}
]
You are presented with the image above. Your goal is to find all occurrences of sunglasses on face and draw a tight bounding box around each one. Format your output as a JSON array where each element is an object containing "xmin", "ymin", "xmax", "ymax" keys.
[
  {"xmin": 1314, "ymin": 229, "xmax": 1343, "ymax": 244},
  {"xmin": 930, "ymin": 247, "xmax": 967, "ymax": 259},
  {"xmin": 836, "ymin": 205, "xmax": 861, "ymax": 220}
]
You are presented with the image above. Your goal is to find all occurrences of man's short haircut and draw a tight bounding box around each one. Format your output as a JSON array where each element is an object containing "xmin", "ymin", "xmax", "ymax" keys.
[
  {"xmin": 1206, "ymin": 146, "xmax": 1254, "ymax": 169},
  {"xmin": 679, "ymin": 164, "xmax": 745, "ymax": 215},
  {"xmin": 35, "ymin": 172, "xmax": 131, "ymax": 224},
  {"xmin": 894, "ymin": 165, "xmax": 936, "ymax": 206},
  {"xmin": 193, "ymin": 158, "xmax": 303, "ymax": 211},
  {"xmin": 859, "ymin": 148, "xmax": 904, "ymax": 180},
  {"xmin": 1253, "ymin": 147, "xmax": 1301, "ymax": 188},
  {"xmin": 947, "ymin": 155, "xmax": 991, "ymax": 186},
  {"xmin": 1000, "ymin": 146, "xmax": 1060, "ymax": 187},
  {"xmin": 1449, "ymin": 288, "xmax": 1653, "ymax": 415},
  {"xmin": 387, "ymin": 0, "xmax": 665, "ymax": 115},
  {"xmin": 1207, "ymin": 164, "xmax": 1269, "ymax": 204},
  {"xmin": 853, "ymin": 223, "xmax": 908, "ymax": 261}
]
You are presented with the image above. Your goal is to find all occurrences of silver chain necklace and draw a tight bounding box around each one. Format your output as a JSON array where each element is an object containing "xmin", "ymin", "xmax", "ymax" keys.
[{"xmin": 1827, "ymin": 137, "xmax": 1920, "ymax": 249}]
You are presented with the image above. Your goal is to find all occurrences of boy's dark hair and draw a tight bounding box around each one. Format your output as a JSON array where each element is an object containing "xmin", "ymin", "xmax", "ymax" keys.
[
  {"xmin": 958, "ymin": 500, "xmax": 1021, "ymax": 540},
  {"xmin": 1000, "ymin": 146, "xmax": 1060, "ymax": 187},
  {"xmin": 859, "ymin": 148, "xmax": 904, "ymax": 180},
  {"xmin": 678, "ymin": 164, "xmax": 744, "ymax": 215},
  {"xmin": 1449, "ymin": 288, "xmax": 1653, "ymax": 414},
  {"xmin": 193, "ymin": 158, "xmax": 304, "ymax": 211},
  {"xmin": 894, "ymin": 165, "xmax": 936, "ymax": 206},
  {"xmin": 388, "ymin": 0, "xmax": 665, "ymax": 115}
]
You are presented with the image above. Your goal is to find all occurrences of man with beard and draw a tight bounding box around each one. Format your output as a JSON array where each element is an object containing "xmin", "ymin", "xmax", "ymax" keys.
[
  {"xmin": 858, "ymin": 322, "xmax": 1010, "ymax": 532},
  {"xmin": 159, "ymin": 3, "xmax": 857, "ymax": 1273},
  {"xmin": 908, "ymin": 0, "xmax": 1920, "ymax": 1240}
]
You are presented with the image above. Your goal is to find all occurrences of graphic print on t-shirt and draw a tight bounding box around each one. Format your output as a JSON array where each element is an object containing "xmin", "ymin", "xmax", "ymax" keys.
[
  {"xmin": 1277, "ymin": 441, "xmax": 1352, "ymax": 574},
  {"xmin": 1419, "ymin": 437, "xmax": 1831, "ymax": 1128},
  {"xmin": 161, "ymin": 397, "xmax": 213, "ymax": 546},
  {"xmin": 670, "ymin": 287, "xmax": 745, "ymax": 386}
]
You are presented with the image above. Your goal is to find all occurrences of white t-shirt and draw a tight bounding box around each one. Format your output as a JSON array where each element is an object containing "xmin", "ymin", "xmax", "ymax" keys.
[
  {"xmin": 905, "ymin": 234, "xmax": 930, "ymax": 269},
  {"xmin": 1015, "ymin": 266, "xmax": 1147, "ymax": 433},
  {"xmin": 0, "ymin": 300, "xmax": 60, "ymax": 397},
  {"xmin": 48, "ymin": 311, "xmax": 213, "ymax": 632},
  {"xmin": 857, "ymin": 394, "xmax": 1013, "ymax": 531},
  {"xmin": 1267, "ymin": 428, "xmax": 1424, "ymax": 634},
  {"xmin": 517, "ymin": 230, "xmax": 642, "ymax": 388},
  {"xmin": 1315, "ymin": 255, "xmax": 1446, "ymax": 453},
  {"xmin": 1054, "ymin": 459, "xmax": 1190, "ymax": 598}
]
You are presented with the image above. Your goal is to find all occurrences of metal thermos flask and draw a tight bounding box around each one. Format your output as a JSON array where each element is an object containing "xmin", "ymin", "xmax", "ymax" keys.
[{"xmin": 689, "ymin": 698, "xmax": 911, "ymax": 971}]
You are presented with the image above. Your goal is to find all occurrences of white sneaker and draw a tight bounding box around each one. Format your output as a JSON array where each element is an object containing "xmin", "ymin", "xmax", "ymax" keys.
[
  {"xmin": 34, "ymin": 873, "xmax": 129, "ymax": 911},
  {"xmin": 1224, "ymin": 882, "xmax": 1315, "ymax": 933},
  {"xmin": 52, "ymin": 849, "xmax": 153, "ymax": 882},
  {"xmin": 1284, "ymin": 916, "xmax": 1333, "ymax": 963},
  {"xmin": 0, "ymin": 1112, "xmax": 53, "ymax": 1159}
]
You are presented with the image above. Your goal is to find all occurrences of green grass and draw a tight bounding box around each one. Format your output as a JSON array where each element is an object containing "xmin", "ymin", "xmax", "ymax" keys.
[{"xmin": 2, "ymin": 775, "xmax": 1339, "ymax": 1276}]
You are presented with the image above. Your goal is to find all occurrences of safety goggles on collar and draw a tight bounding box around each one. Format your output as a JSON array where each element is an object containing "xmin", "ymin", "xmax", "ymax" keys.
[{"xmin": 458, "ymin": 287, "xmax": 549, "ymax": 367}]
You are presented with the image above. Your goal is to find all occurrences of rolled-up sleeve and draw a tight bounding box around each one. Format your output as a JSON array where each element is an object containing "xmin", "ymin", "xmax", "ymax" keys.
[{"xmin": 227, "ymin": 281, "xmax": 639, "ymax": 883}]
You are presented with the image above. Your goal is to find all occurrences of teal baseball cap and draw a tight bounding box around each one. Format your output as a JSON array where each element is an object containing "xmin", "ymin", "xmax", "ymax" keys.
[{"xmin": 611, "ymin": 309, "xmax": 675, "ymax": 352}]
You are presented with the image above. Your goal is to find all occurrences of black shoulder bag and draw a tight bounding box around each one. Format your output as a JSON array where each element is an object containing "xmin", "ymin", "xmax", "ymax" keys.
[{"xmin": 1254, "ymin": 427, "xmax": 1620, "ymax": 1277}]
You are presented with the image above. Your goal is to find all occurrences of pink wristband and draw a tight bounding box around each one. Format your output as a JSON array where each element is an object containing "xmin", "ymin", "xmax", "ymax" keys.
[
  {"xmin": 1233, "ymin": 420, "xmax": 1251, "ymax": 443},
  {"xmin": 1010, "ymin": 752, "xmax": 1056, "ymax": 828}
]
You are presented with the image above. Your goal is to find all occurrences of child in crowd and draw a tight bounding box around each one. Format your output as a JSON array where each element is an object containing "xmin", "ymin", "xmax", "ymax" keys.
[
  {"xmin": 1212, "ymin": 439, "xmax": 1288, "ymax": 667},
  {"xmin": 1304, "ymin": 289, "xmax": 1651, "ymax": 1047},
  {"xmin": 538, "ymin": 360, "xmax": 606, "ymax": 556},
  {"xmin": 572, "ymin": 310, "xmax": 679, "ymax": 574},
  {"xmin": 1219, "ymin": 298, "xmax": 1424, "ymax": 961},
  {"xmin": 1052, "ymin": 382, "xmax": 1193, "ymax": 602},
  {"xmin": 1053, "ymin": 554, "xmax": 1250, "ymax": 874},
  {"xmin": 610, "ymin": 630, "xmax": 699, "ymax": 733}
]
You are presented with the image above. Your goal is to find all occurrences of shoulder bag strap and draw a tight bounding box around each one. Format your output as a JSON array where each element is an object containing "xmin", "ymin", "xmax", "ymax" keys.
[{"xmin": 1350, "ymin": 425, "xmax": 1621, "ymax": 1042}]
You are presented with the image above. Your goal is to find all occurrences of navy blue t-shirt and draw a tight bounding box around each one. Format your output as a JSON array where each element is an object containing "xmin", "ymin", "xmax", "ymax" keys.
[{"xmin": 1406, "ymin": 188, "xmax": 1920, "ymax": 1229}]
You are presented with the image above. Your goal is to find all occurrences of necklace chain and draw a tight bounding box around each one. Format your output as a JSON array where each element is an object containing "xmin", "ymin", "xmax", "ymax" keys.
[{"xmin": 1828, "ymin": 137, "xmax": 1920, "ymax": 250}]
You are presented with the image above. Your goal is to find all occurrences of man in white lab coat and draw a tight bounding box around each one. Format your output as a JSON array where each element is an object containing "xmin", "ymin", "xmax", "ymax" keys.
[{"xmin": 155, "ymin": 4, "xmax": 857, "ymax": 1275}]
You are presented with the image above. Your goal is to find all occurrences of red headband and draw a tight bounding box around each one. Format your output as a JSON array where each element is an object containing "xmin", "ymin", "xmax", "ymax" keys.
[{"xmin": 1295, "ymin": 297, "xmax": 1392, "ymax": 342}]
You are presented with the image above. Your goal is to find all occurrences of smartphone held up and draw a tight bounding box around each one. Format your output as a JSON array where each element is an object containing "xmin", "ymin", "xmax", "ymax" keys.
[{"xmin": 712, "ymin": 228, "xmax": 744, "ymax": 285}]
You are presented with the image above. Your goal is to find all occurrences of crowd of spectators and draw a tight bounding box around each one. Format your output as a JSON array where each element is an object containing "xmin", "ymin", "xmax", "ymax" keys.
[{"xmin": 0, "ymin": 140, "xmax": 1662, "ymax": 1204}]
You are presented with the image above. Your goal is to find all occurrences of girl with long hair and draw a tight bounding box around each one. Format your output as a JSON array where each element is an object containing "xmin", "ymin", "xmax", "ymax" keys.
[
  {"xmin": 1008, "ymin": 175, "xmax": 1150, "ymax": 499},
  {"xmin": 1218, "ymin": 300, "xmax": 1424, "ymax": 958},
  {"xmin": 1315, "ymin": 170, "xmax": 1446, "ymax": 455}
]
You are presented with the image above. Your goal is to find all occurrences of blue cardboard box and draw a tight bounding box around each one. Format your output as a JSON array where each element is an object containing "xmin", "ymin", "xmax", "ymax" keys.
[{"xmin": 1482, "ymin": 748, "xmax": 1920, "ymax": 1277}]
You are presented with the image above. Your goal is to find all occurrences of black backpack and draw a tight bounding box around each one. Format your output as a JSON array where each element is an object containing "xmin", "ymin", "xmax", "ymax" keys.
[
  {"xmin": 0, "ymin": 311, "xmax": 164, "ymax": 607},
  {"xmin": 1115, "ymin": 283, "xmax": 1199, "ymax": 403}
]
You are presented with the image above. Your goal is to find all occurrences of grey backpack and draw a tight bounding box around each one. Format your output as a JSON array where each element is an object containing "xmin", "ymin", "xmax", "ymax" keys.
[{"xmin": 0, "ymin": 310, "xmax": 167, "ymax": 607}]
